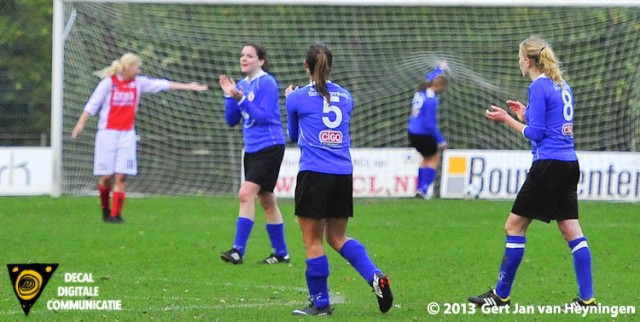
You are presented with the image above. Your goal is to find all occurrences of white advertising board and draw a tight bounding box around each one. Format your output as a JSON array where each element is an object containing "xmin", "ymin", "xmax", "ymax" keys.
[
  {"xmin": 440, "ymin": 149, "xmax": 640, "ymax": 201},
  {"xmin": 274, "ymin": 148, "xmax": 424, "ymax": 198},
  {"xmin": 0, "ymin": 147, "xmax": 53, "ymax": 195}
]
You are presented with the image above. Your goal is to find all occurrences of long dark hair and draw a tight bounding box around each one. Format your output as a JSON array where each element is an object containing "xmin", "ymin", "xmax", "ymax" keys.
[
  {"xmin": 245, "ymin": 42, "xmax": 271, "ymax": 73},
  {"xmin": 306, "ymin": 41, "xmax": 333, "ymax": 102}
]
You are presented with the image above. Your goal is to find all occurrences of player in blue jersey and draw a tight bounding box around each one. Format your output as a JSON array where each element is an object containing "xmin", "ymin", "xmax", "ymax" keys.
[
  {"xmin": 468, "ymin": 36, "xmax": 595, "ymax": 308},
  {"xmin": 217, "ymin": 43, "xmax": 290, "ymax": 265},
  {"xmin": 408, "ymin": 62, "xmax": 450, "ymax": 199},
  {"xmin": 285, "ymin": 41, "xmax": 393, "ymax": 316}
]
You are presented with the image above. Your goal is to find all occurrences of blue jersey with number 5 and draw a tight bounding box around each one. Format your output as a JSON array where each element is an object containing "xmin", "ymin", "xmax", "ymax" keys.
[
  {"xmin": 286, "ymin": 82, "xmax": 353, "ymax": 175},
  {"xmin": 523, "ymin": 74, "xmax": 577, "ymax": 162}
]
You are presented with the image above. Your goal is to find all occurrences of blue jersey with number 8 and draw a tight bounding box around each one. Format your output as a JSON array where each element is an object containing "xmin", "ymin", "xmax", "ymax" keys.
[{"xmin": 523, "ymin": 74, "xmax": 577, "ymax": 162}]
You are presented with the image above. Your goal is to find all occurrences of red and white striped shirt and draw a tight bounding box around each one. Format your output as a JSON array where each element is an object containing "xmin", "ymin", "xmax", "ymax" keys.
[{"xmin": 83, "ymin": 75, "xmax": 171, "ymax": 131}]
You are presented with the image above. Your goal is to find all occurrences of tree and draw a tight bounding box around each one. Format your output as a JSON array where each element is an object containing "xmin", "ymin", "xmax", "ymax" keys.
[{"xmin": 0, "ymin": 0, "xmax": 52, "ymax": 146}]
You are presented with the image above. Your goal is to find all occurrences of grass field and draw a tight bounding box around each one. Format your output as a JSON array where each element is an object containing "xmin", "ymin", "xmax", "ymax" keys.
[{"xmin": 0, "ymin": 196, "xmax": 637, "ymax": 321}]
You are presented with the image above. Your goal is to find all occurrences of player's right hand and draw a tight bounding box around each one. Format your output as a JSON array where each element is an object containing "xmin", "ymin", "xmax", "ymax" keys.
[
  {"xmin": 71, "ymin": 125, "xmax": 83, "ymax": 139},
  {"xmin": 485, "ymin": 105, "xmax": 509, "ymax": 123}
]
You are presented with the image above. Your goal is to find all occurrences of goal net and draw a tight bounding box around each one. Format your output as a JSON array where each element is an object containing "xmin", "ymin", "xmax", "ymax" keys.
[{"xmin": 56, "ymin": 0, "xmax": 640, "ymax": 195}]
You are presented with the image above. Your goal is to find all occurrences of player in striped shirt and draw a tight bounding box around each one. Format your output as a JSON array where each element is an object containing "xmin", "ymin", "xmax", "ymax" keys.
[
  {"xmin": 71, "ymin": 53, "xmax": 207, "ymax": 223},
  {"xmin": 468, "ymin": 36, "xmax": 595, "ymax": 308}
]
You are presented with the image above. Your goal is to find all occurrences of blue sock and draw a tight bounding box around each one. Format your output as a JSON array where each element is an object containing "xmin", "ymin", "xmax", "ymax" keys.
[
  {"xmin": 418, "ymin": 167, "xmax": 436, "ymax": 193},
  {"xmin": 306, "ymin": 256, "xmax": 330, "ymax": 309},
  {"xmin": 495, "ymin": 235, "xmax": 526, "ymax": 299},
  {"xmin": 568, "ymin": 237, "xmax": 594, "ymax": 300},
  {"xmin": 339, "ymin": 239, "xmax": 380, "ymax": 284},
  {"xmin": 266, "ymin": 223, "xmax": 288, "ymax": 257},
  {"xmin": 232, "ymin": 217, "xmax": 254, "ymax": 256},
  {"xmin": 417, "ymin": 167, "xmax": 426, "ymax": 192}
]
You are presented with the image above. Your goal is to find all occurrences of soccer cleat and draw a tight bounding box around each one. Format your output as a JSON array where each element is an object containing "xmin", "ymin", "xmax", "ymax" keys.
[
  {"xmin": 220, "ymin": 248, "xmax": 243, "ymax": 264},
  {"xmin": 372, "ymin": 273, "xmax": 393, "ymax": 313},
  {"xmin": 468, "ymin": 289, "xmax": 510, "ymax": 307},
  {"xmin": 105, "ymin": 215, "xmax": 124, "ymax": 224},
  {"xmin": 414, "ymin": 190, "xmax": 432, "ymax": 200},
  {"xmin": 259, "ymin": 253, "xmax": 290, "ymax": 264},
  {"xmin": 567, "ymin": 297, "xmax": 597, "ymax": 307},
  {"xmin": 291, "ymin": 302, "xmax": 333, "ymax": 316},
  {"xmin": 102, "ymin": 208, "xmax": 111, "ymax": 222}
]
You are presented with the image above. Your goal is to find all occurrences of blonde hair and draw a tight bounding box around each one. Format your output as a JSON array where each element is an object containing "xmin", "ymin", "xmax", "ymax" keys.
[
  {"xmin": 93, "ymin": 53, "xmax": 142, "ymax": 79},
  {"xmin": 520, "ymin": 36, "xmax": 563, "ymax": 84}
]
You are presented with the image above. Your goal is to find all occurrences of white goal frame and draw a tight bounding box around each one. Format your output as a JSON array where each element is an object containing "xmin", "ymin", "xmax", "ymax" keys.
[{"xmin": 51, "ymin": 0, "xmax": 639, "ymax": 196}]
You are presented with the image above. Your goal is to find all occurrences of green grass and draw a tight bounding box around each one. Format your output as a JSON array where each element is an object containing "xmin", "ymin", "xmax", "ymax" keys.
[{"xmin": 0, "ymin": 196, "xmax": 638, "ymax": 321}]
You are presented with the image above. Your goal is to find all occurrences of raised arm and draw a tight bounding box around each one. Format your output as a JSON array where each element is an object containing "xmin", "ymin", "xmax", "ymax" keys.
[{"xmin": 169, "ymin": 81, "xmax": 208, "ymax": 91}]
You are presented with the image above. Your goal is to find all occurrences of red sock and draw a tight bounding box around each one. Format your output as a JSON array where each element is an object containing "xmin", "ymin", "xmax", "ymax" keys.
[
  {"xmin": 98, "ymin": 184, "xmax": 111, "ymax": 210},
  {"xmin": 111, "ymin": 192, "xmax": 125, "ymax": 217}
]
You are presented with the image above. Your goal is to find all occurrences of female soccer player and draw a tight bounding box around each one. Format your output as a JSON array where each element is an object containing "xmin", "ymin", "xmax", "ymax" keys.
[
  {"xmin": 468, "ymin": 36, "xmax": 595, "ymax": 308},
  {"xmin": 407, "ymin": 62, "xmax": 450, "ymax": 199},
  {"xmin": 285, "ymin": 41, "xmax": 393, "ymax": 316},
  {"xmin": 71, "ymin": 52, "xmax": 207, "ymax": 224},
  {"xmin": 218, "ymin": 43, "xmax": 290, "ymax": 265}
]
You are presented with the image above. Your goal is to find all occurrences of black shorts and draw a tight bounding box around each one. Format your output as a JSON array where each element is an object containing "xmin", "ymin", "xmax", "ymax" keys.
[
  {"xmin": 243, "ymin": 144, "xmax": 285, "ymax": 193},
  {"xmin": 511, "ymin": 159, "xmax": 580, "ymax": 223},
  {"xmin": 408, "ymin": 132, "xmax": 438, "ymax": 157},
  {"xmin": 294, "ymin": 171, "xmax": 354, "ymax": 219}
]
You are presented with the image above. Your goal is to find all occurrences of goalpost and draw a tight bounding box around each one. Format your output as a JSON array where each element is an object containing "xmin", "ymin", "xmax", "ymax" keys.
[{"xmin": 52, "ymin": 0, "xmax": 640, "ymax": 196}]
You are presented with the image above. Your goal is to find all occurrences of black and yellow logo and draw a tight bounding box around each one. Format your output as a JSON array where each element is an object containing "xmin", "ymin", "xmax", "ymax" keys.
[{"xmin": 7, "ymin": 263, "xmax": 58, "ymax": 316}]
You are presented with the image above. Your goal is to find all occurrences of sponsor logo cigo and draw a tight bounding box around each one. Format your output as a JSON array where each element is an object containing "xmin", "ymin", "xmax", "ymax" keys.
[{"xmin": 319, "ymin": 130, "xmax": 342, "ymax": 145}]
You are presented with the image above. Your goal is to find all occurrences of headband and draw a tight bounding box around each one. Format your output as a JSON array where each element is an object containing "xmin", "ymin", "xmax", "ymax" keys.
[{"xmin": 426, "ymin": 66, "xmax": 445, "ymax": 82}]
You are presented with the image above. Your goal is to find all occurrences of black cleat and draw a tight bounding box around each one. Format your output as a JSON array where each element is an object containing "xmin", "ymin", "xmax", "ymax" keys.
[
  {"xmin": 105, "ymin": 215, "xmax": 124, "ymax": 224},
  {"xmin": 567, "ymin": 297, "xmax": 597, "ymax": 307},
  {"xmin": 292, "ymin": 302, "xmax": 333, "ymax": 316},
  {"xmin": 372, "ymin": 272, "xmax": 393, "ymax": 313},
  {"xmin": 220, "ymin": 248, "xmax": 243, "ymax": 264},
  {"xmin": 563, "ymin": 297, "xmax": 596, "ymax": 313},
  {"xmin": 102, "ymin": 208, "xmax": 111, "ymax": 222},
  {"xmin": 468, "ymin": 289, "xmax": 510, "ymax": 307},
  {"xmin": 259, "ymin": 253, "xmax": 290, "ymax": 264},
  {"xmin": 414, "ymin": 190, "xmax": 432, "ymax": 200}
]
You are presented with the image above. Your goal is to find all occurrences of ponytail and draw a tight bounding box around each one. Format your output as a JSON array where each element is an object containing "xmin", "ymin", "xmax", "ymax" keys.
[
  {"xmin": 538, "ymin": 47, "xmax": 563, "ymax": 84},
  {"xmin": 313, "ymin": 53, "xmax": 331, "ymax": 102},
  {"xmin": 520, "ymin": 36, "xmax": 564, "ymax": 85},
  {"xmin": 306, "ymin": 41, "xmax": 333, "ymax": 103},
  {"xmin": 93, "ymin": 52, "xmax": 142, "ymax": 79}
]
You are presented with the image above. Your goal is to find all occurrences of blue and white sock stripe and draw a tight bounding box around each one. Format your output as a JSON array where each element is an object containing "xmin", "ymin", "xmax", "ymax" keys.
[
  {"xmin": 569, "ymin": 237, "xmax": 589, "ymax": 253},
  {"xmin": 505, "ymin": 235, "xmax": 526, "ymax": 248}
]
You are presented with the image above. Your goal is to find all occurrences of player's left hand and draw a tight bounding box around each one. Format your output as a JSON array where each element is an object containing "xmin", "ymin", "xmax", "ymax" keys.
[
  {"xmin": 506, "ymin": 100, "xmax": 525, "ymax": 121},
  {"xmin": 285, "ymin": 85, "xmax": 298, "ymax": 96},
  {"xmin": 189, "ymin": 82, "xmax": 208, "ymax": 91}
]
